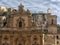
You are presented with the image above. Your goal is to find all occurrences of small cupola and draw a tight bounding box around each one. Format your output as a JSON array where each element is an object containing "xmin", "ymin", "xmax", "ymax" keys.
[{"xmin": 47, "ymin": 8, "xmax": 51, "ymax": 13}]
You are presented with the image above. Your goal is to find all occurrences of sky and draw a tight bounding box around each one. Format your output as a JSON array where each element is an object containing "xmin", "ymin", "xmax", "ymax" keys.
[{"xmin": 0, "ymin": 0, "xmax": 60, "ymax": 24}]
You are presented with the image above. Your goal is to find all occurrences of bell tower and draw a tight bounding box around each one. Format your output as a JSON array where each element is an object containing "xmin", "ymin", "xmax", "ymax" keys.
[{"xmin": 47, "ymin": 8, "xmax": 51, "ymax": 13}]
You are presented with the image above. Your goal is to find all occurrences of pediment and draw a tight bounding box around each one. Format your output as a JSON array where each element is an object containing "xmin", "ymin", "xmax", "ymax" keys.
[{"xmin": 10, "ymin": 3, "xmax": 31, "ymax": 17}]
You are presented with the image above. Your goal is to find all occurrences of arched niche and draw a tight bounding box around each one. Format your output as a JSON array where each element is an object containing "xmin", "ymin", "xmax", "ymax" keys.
[{"xmin": 17, "ymin": 17, "xmax": 25, "ymax": 28}]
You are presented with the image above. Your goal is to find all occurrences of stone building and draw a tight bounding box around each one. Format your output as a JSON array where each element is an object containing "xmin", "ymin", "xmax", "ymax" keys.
[{"xmin": 0, "ymin": 4, "xmax": 57, "ymax": 45}]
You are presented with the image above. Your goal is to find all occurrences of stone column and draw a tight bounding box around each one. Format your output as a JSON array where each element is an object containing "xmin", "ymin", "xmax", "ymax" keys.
[
  {"xmin": 55, "ymin": 35, "xmax": 57, "ymax": 45},
  {"xmin": 42, "ymin": 34, "xmax": 45, "ymax": 45}
]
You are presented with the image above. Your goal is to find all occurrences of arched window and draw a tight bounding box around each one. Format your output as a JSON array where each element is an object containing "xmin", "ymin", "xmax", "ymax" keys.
[
  {"xmin": 17, "ymin": 18, "xmax": 25, "ymax": 28},
  {"xmin": 19, "ymin": 21, "xmax": 22, "ymax": 27},
  {"xmin": 4, "ymin": 35, "xmax": 8, "ymax": 40},
  {"xmin": 56, "ymin": 35, "xmax": 59, "ymax": 39},
  {"xmin": 51, "ymin": 19, "xmax": 53, "ymax": 24},
  {"xmin": 57, "ymin": 41, "xmax": 59, "ymax": 44},
  {"xmin": 33, "ymin": 37, "xmax": 37, "ymax": 41},
  {"xmin": 43, "ymin": 14, "xmax": 46, "ymax": 21}
]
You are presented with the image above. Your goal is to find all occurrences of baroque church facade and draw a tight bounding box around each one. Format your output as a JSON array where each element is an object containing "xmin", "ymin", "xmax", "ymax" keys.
[{"xmin": 0, "ymin": 4, "xmax": 58, "ymax": 45}]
